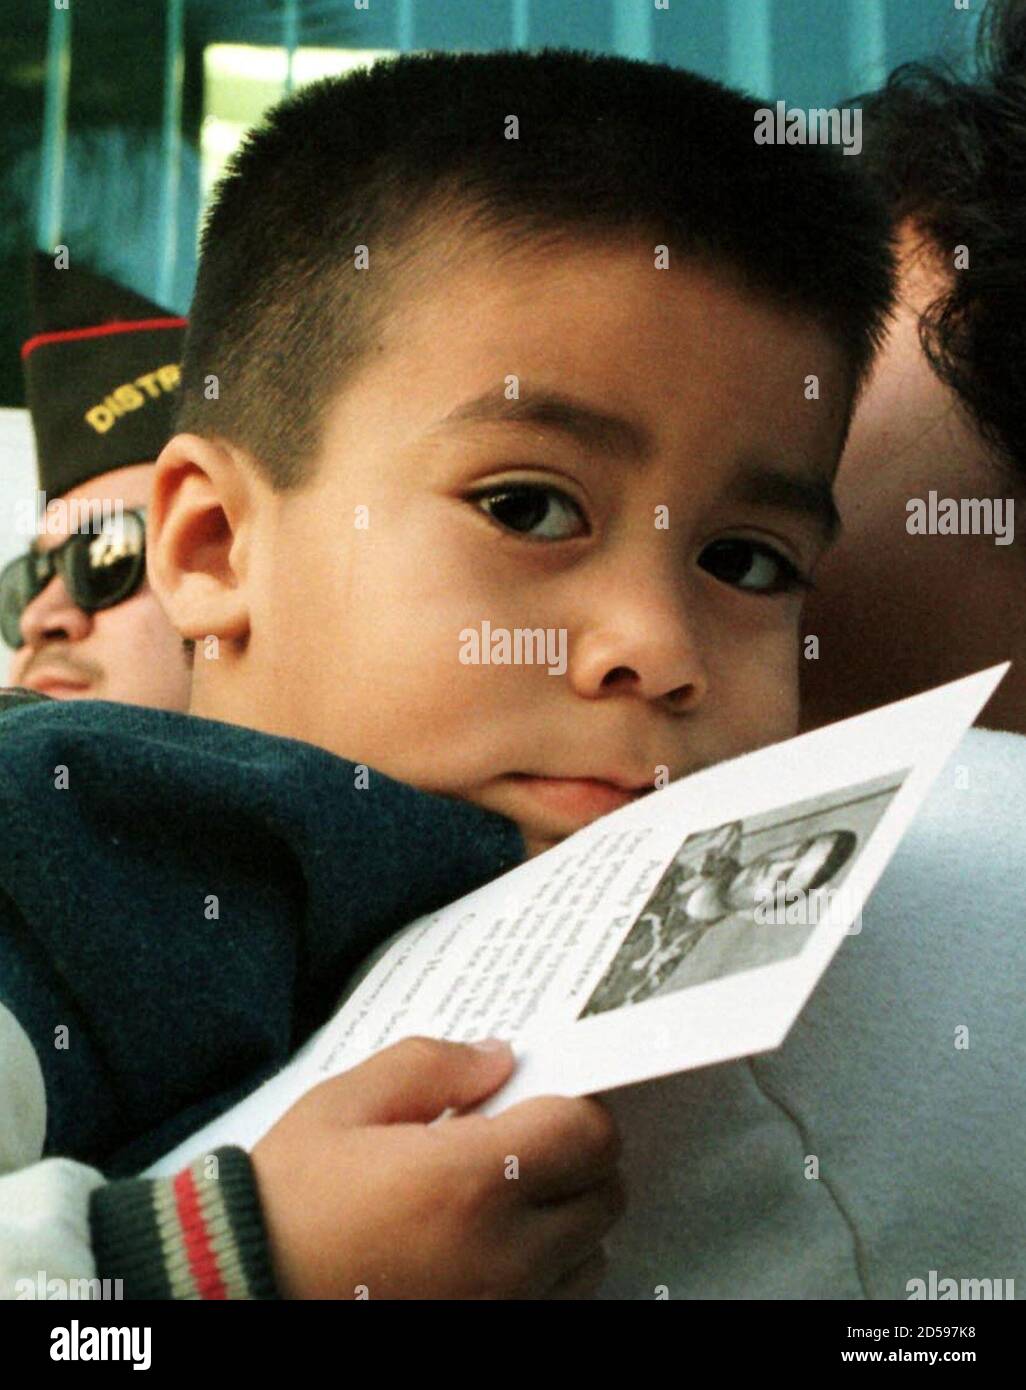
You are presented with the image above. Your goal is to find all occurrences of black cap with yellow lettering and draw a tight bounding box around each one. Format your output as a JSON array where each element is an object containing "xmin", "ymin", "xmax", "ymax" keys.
[{"xmin": 21, "ymin": 253, "xmax": 187, "ymax": 498}]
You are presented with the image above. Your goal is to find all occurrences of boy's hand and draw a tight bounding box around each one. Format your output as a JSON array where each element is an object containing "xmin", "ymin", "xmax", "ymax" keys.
[{"xmin": 250, "ymin": 1036, "xmax": 625, "ymax": 1300}]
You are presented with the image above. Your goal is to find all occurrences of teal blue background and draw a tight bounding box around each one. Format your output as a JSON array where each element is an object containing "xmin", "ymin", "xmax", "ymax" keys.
[{"xmin": 0, "ymin": 0, "xmax": 983, "ymax": 407}]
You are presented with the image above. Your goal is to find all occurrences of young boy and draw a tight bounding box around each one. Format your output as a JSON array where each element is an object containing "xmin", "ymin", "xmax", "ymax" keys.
[{"xmin": 0, "ymin": 49, "xmax": 893, "ymax": 1299}]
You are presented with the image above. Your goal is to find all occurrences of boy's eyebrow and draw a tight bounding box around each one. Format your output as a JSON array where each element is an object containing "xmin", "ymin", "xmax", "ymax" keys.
[
  {"xmin": 726, "ymin": 463, "xmax": 841, "ymax": 542},
  {"xmin": 431, "ymin": 389, "xmax": 652, "ymax": 462},
  {"xmin": 432, "ymin": 388, "xmax": 840, "ymax": 539}
]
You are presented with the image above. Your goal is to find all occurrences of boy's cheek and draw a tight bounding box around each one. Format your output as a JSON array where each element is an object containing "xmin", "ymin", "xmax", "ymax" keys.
[
  {"xmin": 753, "ymin": 683, "xmax": 801, "ymax": 747},
  {"xmin": 711, "ymin": 635, "xmax": 801, "ymax": 736}
]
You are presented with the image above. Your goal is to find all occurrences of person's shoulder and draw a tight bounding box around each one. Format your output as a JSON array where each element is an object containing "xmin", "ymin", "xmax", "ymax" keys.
[
  {"xmin": 0, "ymin": 693, "xmax": 281, "ymax": 771},
  {"xmin": 901, "ymin": 725, "xmax": 1026, "ymax": 867},
  {"xmin": 0, "ymin": 696, "xmax": 345, "ymax": 889},
  {"xmin": 0, "ymin": 689, "xmax": 175, "ymax": 747},
  {"xmin": 0, "ymin": 687, "xmax": 53, "ymax": 717},
  {"xmin": 0, "ymin": 694, "xmax": 234, "ymax": 797},
  {"xmin": 0, "ymin": 693, "xmax": 357, "ymax": 808},
  {"xmin": 800, "ymin": 724, "xmax": 1026, "ymax": 1063}
]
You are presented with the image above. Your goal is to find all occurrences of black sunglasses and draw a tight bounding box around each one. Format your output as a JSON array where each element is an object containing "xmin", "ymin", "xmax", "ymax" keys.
[{"xmin": 0, "ymin": 508, "xmax": 148, "ymax": 651}]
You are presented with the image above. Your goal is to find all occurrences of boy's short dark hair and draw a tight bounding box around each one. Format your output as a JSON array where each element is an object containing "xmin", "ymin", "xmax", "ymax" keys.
[
  {"xmin": 856, "ymin": 0, "xmax": 1026, "ymax": 486},
  {"xmin": 178, "ymin": 48, "xmax": 895, "ymax": 489}
]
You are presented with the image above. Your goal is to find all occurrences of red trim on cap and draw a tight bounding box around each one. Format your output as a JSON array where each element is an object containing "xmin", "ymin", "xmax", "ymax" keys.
[{"xmin": 21, "ymin": 316, "xmax": 188, "ymax": 360}]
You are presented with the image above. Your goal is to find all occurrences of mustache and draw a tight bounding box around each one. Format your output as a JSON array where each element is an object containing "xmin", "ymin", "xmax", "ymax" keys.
[{"xmin": 17, "ymin": 644, "xmax": 104, "ymax": 686}]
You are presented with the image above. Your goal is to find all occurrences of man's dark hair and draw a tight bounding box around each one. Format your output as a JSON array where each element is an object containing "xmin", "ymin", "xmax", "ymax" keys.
[
  {"xmin": 856, "ymin": 0, "xmax": 1026, "ymax": 486},
  {"xmin": 178, "ymin": 48, "xmax": 895, "ymax": 489}
]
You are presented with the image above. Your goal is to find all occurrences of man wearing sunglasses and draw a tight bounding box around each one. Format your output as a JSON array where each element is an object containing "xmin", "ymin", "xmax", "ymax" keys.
[{"xmin": 2, "ymin": 255, "xmax": 191, "ymax": 710}]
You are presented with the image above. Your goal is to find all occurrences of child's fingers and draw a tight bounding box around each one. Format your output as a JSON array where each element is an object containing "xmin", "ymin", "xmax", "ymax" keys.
[
  {"xmin": 516, "ymin": 1180, "xmax": 624, "ymax": 1295},
  {"xmin": 537, "ymin": 1174, "xmax": 627, "ymax": 1248},
  {"xmin": 494, "ymin": 1094, "xmax": 622, "ymax": 1202},
  {"xmin": 303, "ymin": 1035, "xmax": 516, "ymax": 1127}
]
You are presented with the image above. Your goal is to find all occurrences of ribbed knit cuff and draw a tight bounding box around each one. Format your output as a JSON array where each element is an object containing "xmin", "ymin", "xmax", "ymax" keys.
[{"xmin": 90, "ymin": 1146, "xmax": 279, "ymax": 1299}]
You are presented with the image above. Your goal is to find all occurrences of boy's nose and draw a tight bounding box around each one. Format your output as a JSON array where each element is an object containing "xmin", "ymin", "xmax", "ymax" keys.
[
  {"xmin": 567, "ymin": 582, "xmax": 709, "ymax": 710},
  {"xmin": 18, "ymin": 576, "xmax": 93, "ymax": 646}
]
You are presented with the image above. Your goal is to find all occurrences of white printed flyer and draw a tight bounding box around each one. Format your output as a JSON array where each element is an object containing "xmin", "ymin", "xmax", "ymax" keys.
[{"xmin": 148, "ymin": 663, "xmax": 1007, "ymax": 1176}]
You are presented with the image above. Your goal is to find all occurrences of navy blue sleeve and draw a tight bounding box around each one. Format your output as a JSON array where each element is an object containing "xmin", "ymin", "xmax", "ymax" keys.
[{"xmin": 0, "ymin": 698, "xmax": 523, "ymax": 1171}]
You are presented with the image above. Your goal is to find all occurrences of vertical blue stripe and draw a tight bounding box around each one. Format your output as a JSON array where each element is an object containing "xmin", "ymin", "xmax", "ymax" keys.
[
  {"xmin": 846, "ymin": 0, "xmax": 887, "ymax": 90},
  {"xmin": 38, "ymin": 2, "xmax": 71, "ymax": 252},
  {"xmin": 157, "ymin": 0, "xmax": 184, "ymax": 305},
  {"xmin": 511, "ymin": 0, "xmax": 530, "ymax": 49},
  {"xmin": 727, "ymin": 0, "xmax": 773, "ymax": 97},
  {"xmin": 612, "ymin": 0, "xmax": 653, "ymax": 60},
  {"xmin": 282, "ymin": 0, "xmax": 299, "ymax": 95},
  {"xmin": 397, "ymin": 0, "xmax": 415, "ymax": 51}
]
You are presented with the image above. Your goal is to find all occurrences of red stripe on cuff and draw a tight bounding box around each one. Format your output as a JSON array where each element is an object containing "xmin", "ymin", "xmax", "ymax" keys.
[{"xmin": 173, "ymin": 1167, "xmax": 229, "ymax": 1300}]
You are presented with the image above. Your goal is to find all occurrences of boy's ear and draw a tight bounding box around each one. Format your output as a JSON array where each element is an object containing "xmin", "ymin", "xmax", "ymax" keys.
[{"xmin": 147, "ymin": 432, "xmax": 258, "ymax": 646}]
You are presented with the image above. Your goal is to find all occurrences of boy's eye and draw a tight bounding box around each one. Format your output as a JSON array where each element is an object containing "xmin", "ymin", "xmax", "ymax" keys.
[
  {"xmin": 699, "ymin": 538, "xmax": 810, "ymax": 594},
  {"xmin": 470, "ymin": 484, "xmax": 587, "ymax": 540}
]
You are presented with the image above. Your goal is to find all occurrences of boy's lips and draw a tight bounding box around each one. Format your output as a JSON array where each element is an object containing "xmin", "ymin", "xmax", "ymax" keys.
[{"xmin": 506, "ymin": 773, "xmax": 652, "ymax": 825}]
